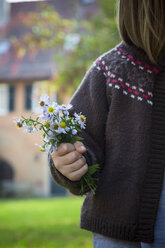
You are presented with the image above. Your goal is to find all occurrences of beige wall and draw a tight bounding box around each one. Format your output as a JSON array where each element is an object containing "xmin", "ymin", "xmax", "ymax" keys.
[{"xmin": 0, "ymin": 81, "xmax": 51, "ymax": 197}]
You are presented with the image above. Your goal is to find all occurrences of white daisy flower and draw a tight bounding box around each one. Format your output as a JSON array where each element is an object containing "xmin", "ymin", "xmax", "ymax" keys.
[
  {"xmin": 35, "ymin": 144, "xmax": 47, "ymax": 152},
  {"xmin": 43, "ymin": 136, "xmax": 52, "ymax": 143},
  {"xmin": 39, "ymin": 112, "xmax": 52, "ymax": 123},
  {"xmin": 47, "ymin": 130, "xmax": 55, "ymax": 138},
  {"xmin": 13, "ymin": 117, "xmax": 23, "ymax": 128},
  {"xmin": 72, "ymin": 129, "xmax": 77, "ymax": 135},
  {"xmin": 23, "ymin": 125, "xmax": 38, "ymax": 133},
  {"xmin": 55, "ymin": 126, "xmax": 67, "ymax": 134},
  {"xmin": 65, "ymin": 127, "xmax": 70, "ymax": 132},
  {"xmin": 61, "ymin": 103, "xmax": 73, "ymax": 111},
  {"xmin": 74, "ymin": 112, "xmax": 86, "ymax": 129},
  {"xmin": 46, "ymin": 101, "xmax": 58, "ymax": 114},
  {"xmin": 59, "ymin": 103, "xmax": 73, "ymax": 118},
  {"xmin": 39, "ymin": 94, "xmax": 50, "ymax": 107}
]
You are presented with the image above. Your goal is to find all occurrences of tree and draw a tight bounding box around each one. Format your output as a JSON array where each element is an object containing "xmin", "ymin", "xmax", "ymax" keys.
[{"xmin": 11, "ymin": 0, "xmax": 121, "ymax": 101}]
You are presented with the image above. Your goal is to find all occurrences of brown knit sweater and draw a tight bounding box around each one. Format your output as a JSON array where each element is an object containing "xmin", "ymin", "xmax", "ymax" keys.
[{"xmin": 48, "ymin": 40, "xmax": 165, "ymax": 243}]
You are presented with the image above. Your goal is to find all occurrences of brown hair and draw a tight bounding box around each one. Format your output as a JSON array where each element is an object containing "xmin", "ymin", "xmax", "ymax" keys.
[{"xmin": 117, "ymin": 0, "xmax": 165, "ymax": 65}]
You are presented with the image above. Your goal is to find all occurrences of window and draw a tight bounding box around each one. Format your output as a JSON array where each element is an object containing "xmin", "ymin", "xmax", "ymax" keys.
[
  {"xmin": 0, "ymin": 84, "xmax": 9, "ymax": 115},
  {"xmin": 80, "ymin": 0, "xmax": 95, "ymax": 4},
  {"xmin": 0, "ymin": 40, "xmax": 10, "ymax": 55},
  {"xmin": 0, "ymin": 0, "xmax": 10, "ymax": 27},
  {"xmin": 31, "ymin": 82, "xmax": 41, "ymax": 113},
  {"xmin": 0, "ymin": 84, "xmax": 16, "ymax": 115},
  {"xmin": 9, "ymin": 85, "xmax": 15, "ymax": 112},
  {"xmin": 25, "ymin": 84, "xmax": 32, "ymax": 110}
]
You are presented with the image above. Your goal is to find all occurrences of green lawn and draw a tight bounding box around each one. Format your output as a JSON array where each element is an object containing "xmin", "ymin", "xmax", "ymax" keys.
[{"xmin": 0, "ymin": 197, "xmax": 93, "ymax": 248}]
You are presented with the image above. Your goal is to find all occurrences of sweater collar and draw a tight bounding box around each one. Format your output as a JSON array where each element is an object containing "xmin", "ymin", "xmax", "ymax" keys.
[{"xmin": 117, "ymin": 41, "xmax": 164, "ymax": 73}]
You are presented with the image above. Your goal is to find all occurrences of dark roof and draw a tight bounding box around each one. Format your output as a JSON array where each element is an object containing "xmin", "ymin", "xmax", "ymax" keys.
[
  {"xmin": 8, "ymin": 0, "xmax": 98, "ymax": 20},
  {"xmin": 0, "ymin": 0, "xmax": 99, "ymax": 82},
  {"xmin": 0, "ymin": 46, "xmax": 55, "ymax": 82}
]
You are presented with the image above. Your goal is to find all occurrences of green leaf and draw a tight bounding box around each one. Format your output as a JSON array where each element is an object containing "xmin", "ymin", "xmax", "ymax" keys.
[
  {"xmin": 70, "ymin": 136, "xmax": 84, "ymax": 143},
  {"xmin": 75, "ymin": 136, "xmax": 84, "ymax": 141},
  {"xmin": 88, "ymin": 164, "xmax": 100, "ymax": 175},
  {"xmin": 76, "ymin": 127, "xmax": 82, "ymax": 132}
]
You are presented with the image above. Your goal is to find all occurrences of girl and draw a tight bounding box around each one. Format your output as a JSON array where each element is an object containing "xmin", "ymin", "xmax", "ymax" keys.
[{"xmin": 48, "ymin": 0, "xmax": 165, "ymax": 247}]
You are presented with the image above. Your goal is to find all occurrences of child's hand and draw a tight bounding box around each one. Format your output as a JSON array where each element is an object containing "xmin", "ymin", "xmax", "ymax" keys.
[{"xmin": 51, "ymin": 141, "xmax": 88, "ymax": 181}]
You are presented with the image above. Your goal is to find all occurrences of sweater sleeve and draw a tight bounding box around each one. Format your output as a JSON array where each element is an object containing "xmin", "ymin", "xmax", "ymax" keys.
[{"xmin": 48, "ymin": 61, "xmax": 110, "ymax": 196}]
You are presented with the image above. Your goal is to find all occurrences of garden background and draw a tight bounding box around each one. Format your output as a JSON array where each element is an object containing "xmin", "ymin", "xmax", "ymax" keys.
[{"xmin": 0, "ymin": 0, "xmax": 120, "ymax": 247}]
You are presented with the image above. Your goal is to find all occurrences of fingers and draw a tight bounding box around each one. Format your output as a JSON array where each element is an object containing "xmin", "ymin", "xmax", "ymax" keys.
[
  {"xmin": 58, "ymin": 150, "xmax": 83, "ymax": 165},
  {"xmin": 68, "ymin": 163, "xmax": 88, "ymax": 181},
  {"xmin": 50, "ymin": 141, "xmax": 89, "ymax": 182},
  {"xmin": 74, "ymin": 141, "xmax": 87, "ymax": 154},
  {"xmin": 52, "ymin": 141, "xmax": 87, "ymax": 157},
  {"xmin": 67, "ymin": 155, "xmax": 87, "ymax": 173},
  {"xmin": 55, "ymin": 143, "xmax": 76, "ymax": 156},
  {"xmin": 53, "ymin": 153, "xmax": 88, "ymax": 181}
]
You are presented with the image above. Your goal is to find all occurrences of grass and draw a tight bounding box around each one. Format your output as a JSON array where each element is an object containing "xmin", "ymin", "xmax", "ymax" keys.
[{"xmin": 0, "ymin": 197, "xmax": 93, "ymax": 248}]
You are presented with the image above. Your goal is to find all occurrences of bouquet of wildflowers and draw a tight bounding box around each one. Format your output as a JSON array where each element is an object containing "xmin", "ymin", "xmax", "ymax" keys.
[{"xmin": 14, "ymin": 94, "xmax": 99, "ymax": 196}]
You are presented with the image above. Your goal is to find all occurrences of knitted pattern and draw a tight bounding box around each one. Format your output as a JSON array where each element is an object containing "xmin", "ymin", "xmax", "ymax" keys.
[
  {"xmin": 48, "ymin": 41, "xmax": 165, "ymax": 243},
  {"xmin": 116, "ymin": 47, "xmax": 160, "ymax": 74},
  {"xmin": 96, "ymin": 60, "xmax": 153, "ymax": 105},
  {"xmin": 93, "ymin": 42, "xmax": 160, "ymax": 107}
]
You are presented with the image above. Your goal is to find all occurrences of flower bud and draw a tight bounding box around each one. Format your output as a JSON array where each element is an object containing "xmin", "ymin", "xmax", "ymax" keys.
[
  {"xmin": 53, "ymin": 124, "xmax": 59, "ymax": 130},
  {"xmin": 80, "ymin": 115, "xmax": 86, "ymax": 123},
  {"xmin": 59, "ymin": 122, "xmax": 66, "ymax": 128},
  {"xmin": 44, "ymin": 122, "xmax": 50, "ymax": 128},
  {"xmin": 17, "ymin": 122, "xmax": 23, "ymax": 128},
  {"xmin": 40, "ymin": 101, "xmax": 45, "ymax": 107}
]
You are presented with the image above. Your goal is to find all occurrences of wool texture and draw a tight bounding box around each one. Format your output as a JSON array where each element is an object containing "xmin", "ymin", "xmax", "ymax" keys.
[{"xmin": 48, "ymin": 40, "xmax": 165, "ymax": 243}]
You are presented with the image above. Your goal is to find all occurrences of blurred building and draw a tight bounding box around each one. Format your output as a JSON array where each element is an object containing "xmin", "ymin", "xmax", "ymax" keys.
[{"xmin": 0, "ymin": 0, "xmax": 99, "ymax": 197}]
